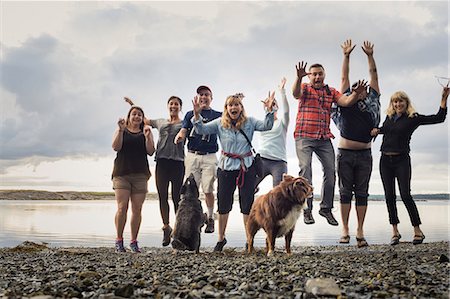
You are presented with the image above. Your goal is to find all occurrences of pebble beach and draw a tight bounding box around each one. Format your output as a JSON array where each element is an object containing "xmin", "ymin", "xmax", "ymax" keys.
[{"xmin": 1, "ymin": 241, "xmax": 449, "ymax": 298}]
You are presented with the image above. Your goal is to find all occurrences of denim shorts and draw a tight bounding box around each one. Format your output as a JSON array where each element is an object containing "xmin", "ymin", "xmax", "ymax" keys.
[{"xmin": 337, "ymin": 148, "xmax": 372, "ymax": 206}]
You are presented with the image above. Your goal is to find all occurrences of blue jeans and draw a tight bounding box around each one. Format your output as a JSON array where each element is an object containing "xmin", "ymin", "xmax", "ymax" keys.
[
  {"xmin": 254, "ymin": 157, "xmax": 288, "ymax": 188},
  {"xmin": 295, "ymin": 137, "xmax": 336, "ymax": 211}
]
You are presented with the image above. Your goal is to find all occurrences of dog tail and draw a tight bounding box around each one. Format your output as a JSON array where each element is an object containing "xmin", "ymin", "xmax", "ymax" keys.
[{"xmin": 171, "ymin": 238, "xmax": 188, "ymax": 251}]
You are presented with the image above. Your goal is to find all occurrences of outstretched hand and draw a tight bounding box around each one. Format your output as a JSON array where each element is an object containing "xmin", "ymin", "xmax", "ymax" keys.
[
  {"xmin": 362, "ymin": 41, "xmax": 374, "ymax": 56},
  {"xmin": 261, "ymin": 91, "xmax": 276, "ymax": 111},
  {"xmin": 279, "ymin": 77, "xmax": 287, "ymax": 89},
  {"xmin": 295, "ymin": 61, "xmax": 310, "ymax": 79},
  {"xmin": 192, "ymin": 95, "xmax": 201, "ymax": 117},
  {"xmin": 341, "ymin": 39, "xmax": 356, "ymax": 57},
  {"xmin": 352, "ymin": 80, "xmax": 369, "ymax": 95},
  {"xmin": 124, "ymin": 97, "xmax": 134, "ymax": 106}
]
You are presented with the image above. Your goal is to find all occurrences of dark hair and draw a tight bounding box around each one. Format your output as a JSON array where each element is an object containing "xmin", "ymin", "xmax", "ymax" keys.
[
  {"xmin": 126, "ymin": 106, "xmax": 145, "ymax": 131},
  {"xmin": 167, "ymin": 96, "xmax": 182, "ymax": 107},
  {"xmin": 309, "ymin": 63, "xmax": 324, "ymax": 71}
]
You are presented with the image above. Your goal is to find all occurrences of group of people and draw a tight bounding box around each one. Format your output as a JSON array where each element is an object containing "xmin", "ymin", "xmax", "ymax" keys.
[{"xmin": 111, "ymin": 39, "xmax": 449, "ymax": 253}]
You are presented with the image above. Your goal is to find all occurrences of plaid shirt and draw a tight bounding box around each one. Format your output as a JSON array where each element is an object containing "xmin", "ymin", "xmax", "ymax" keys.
[{"xmin": 294, "ymin": 83, "xmax": 342, "ymax": 139}]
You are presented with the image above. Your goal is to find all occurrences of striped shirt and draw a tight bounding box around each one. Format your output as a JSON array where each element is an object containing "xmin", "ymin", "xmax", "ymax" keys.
[{"xmin": 294, "ymin": 83, "xmax": 342, "ymax": 139}]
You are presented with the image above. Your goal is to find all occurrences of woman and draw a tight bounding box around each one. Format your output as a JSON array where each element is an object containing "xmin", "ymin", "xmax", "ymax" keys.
[
  {"xmin": 125, "ymin": 96, "xmax": 185, "ymax": 247},
  {"xmin": 192, "ymin": 92, "xmax": 275, "ymax": 251},
  {"xmin": 255, "ymin": 77, "xmax": 289, "ymax": 191},
  {"xmin": 112, "ymin": 105, "xmax": 155, "ymax": 253},
  {"xmin": 371, "ymin": 84, "xmax": 448, "ymax": 245}
]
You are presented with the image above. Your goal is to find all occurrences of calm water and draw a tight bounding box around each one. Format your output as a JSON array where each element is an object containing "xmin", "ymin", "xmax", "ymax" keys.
[{"xmin": 0, "ymin": 200, "xmax": 448, "ymax": 249}]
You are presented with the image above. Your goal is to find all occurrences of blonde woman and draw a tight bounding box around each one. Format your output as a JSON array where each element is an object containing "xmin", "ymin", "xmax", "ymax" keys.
[
  {"xmin": 192, "ymin": 93, "xmax": 275, "ymax": 251},
  {"xmin": 371, "ymin": 85, "xmax": 449, "ymax": 245}
]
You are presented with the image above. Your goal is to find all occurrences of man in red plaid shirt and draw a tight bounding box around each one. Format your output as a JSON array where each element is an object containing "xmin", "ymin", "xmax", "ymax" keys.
[{"xmin": 292, "ymin": 61, "xmax": 367, "ymax": 226}]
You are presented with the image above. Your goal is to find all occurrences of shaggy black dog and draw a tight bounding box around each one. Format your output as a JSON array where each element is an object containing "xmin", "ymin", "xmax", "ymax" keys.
[{"xmin": 171, "ymin": 174, "xmax": 205, "ymax": 253}]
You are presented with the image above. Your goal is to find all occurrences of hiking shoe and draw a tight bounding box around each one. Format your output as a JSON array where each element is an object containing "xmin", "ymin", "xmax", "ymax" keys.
[
  {"xmin": 162, "ymin": 226, "xmax": 172, "ymax": 247},
  {"xmin": 319, "ymin": 209, "xmax": 339, "ymax": 226},
  {"xmin": 214, "ymin": 238, "xmax": 227, "ymax": 252},
  {"xmin": 115, "ymin": 240, "xmax": 126, "ymax": 253},
  {"xmin": 205, "ymin": 217, "xmax": 215, "ymax": 233},
  {"xmin": 130, "ymin": 240, "xmax": 141, "ymax": 253},
  {"xmin": 303, "ymin": 210, "xmax": 315, "ymax": 225}
]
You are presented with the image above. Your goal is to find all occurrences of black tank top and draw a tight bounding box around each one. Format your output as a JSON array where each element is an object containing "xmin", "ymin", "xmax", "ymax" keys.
[{"xmin": 112, "ymin": 129, "xmax": 151, "ymax": 178}]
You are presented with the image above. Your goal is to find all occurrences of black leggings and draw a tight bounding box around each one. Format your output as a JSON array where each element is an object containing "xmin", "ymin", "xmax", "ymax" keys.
[
  {"xmin": 155, "ymin": 158, "xmax": 185, "ymax": 225},
  {"xmin": 380, "ymin": 154, "xmax": 421, "ymax": 227}
]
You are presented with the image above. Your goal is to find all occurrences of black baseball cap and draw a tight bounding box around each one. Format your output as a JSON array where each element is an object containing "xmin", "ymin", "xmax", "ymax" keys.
[{"xmin": 196, "ymin": 85, "xmax": 212, "ymax": 94}]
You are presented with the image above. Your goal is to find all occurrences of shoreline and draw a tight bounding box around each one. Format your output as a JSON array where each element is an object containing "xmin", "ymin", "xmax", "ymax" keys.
[
  {"xmin": 1, "ymin": 241, "xmax": 448, "ymax": 298},
  {"xmin": 0, "ymin": 190, "xmax": 448, "ymax": 201}
]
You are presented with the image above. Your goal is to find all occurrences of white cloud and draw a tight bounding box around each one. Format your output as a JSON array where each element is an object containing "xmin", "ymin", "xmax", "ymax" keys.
[{"xmin": 0, "ymin": 1, "xmax": 448, "ymax": 194}]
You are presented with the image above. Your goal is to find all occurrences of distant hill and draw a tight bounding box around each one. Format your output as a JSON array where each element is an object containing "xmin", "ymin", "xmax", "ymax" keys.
[{"xmin": 0, "ymin": 190, "xmax": 448, "ymax": 201}]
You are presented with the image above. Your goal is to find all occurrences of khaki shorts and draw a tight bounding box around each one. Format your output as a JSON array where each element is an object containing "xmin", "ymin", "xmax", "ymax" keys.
[
  {"xmin": 185, "ymin": 152, "xmax": 218, "ymax": 194},
  {"xmin": 112, "ymin": 174, "xmax": 149, "ymax": 194}
]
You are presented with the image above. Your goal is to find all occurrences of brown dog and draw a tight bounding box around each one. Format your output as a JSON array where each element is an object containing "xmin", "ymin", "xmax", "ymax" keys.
[{"xmin": 246, "ymin": 174, "xmax": 313, "ymax": 256}]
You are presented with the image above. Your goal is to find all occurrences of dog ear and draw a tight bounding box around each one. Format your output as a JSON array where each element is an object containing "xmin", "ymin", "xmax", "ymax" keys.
[{"xmin": 282, "ymin": 173, "xmax": 294, "ymax": 181}]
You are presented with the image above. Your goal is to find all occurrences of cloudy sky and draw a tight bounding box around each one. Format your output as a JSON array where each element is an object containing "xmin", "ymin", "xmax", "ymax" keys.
[{"xmin": 0, "ymin": 1, "xmax": 448, "ymax": 195}]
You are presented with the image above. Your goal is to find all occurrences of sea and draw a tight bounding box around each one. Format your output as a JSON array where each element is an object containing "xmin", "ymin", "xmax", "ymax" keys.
[{"xmin": 0, "ymin": 199, "xmax": 448, "ymax": 249}]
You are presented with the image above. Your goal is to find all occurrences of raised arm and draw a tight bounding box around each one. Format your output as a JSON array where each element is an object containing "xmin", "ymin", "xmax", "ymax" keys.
[
  {"xmin": 292, "ymin": 61, "xmax": 310, "ymax": 99},
  {"xmin": 362, "ymin": 41, "xmax": 380, "ymax": 94},
  {"xmin": 340, "ymin": 39, "xmax": 355, "ymax": 93},
  {"xmin": 441, "ymin": 83, "xmax": 449, "ymax": 109},
  {"xmin": 279, "ymin": 77, "xmax": 289, "ymax": 126}
]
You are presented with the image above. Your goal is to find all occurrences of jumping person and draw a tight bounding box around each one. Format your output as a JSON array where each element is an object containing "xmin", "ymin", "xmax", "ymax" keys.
[{"xmin": 371, "ymin": 84, "xmax": 448, "ymax": 245}]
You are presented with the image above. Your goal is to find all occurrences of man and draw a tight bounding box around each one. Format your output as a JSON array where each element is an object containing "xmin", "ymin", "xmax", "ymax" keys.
[
  {"xmin": 174, "ymin": 85, "xmax": 222, "ymax": 233},
  {"xmin": 333, "ymin": 40, "xmax": 380, "ymax": 247},
  {"xmin": 292, "ymin": 61, "xmax": 367, "ymax": 226}
]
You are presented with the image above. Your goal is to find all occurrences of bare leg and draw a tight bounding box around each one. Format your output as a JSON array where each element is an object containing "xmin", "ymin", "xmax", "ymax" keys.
[
  {"xmin": 130, "ymin": 193, "xmax": 146, "ymax": 241},
  {"xmin": 115, "ymin": 189, "xmax": 130, "ymax": 239},
  {"xmin": 205, "ymin": 192, "xmax": 215, "ymax": 218},
  {"xmin": 218, "ymin": 213, "xmax": 229, "ymax": 241},
  {"xmin": 413, "ymin": 225, "xmax": 424, "ymax": 237},
  {"xmin": 340, "ymin": 203, "xmax": 351, "ymax": 237},
  {"xmin": 356, "ymin": 204, "xmax": 367, "ymax": 239},
  {"xmin": 392, "ymin": 224, "xmax": 400, "ymax": 237}
]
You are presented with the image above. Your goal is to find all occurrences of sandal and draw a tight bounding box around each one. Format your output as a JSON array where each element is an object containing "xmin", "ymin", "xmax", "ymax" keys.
[
  {"xmin": 412, "ymin": 234, "xmax": 425, "ymax": 245},
  {"xmin": 390, "ymin": 234, "xmax": 402, "ymax": 246},
  {"xmin": 339, "ymin": 235, "xmax": 350, "ymax": 244},
  {"xmin": 356, "ymin": 237, "xmax": 369, "ymax": 248}
]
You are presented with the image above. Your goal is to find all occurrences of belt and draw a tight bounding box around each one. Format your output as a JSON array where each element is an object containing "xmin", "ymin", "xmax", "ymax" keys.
[
  {"xmin": 382, "ymin": 152, "xmax": 402, "ymax": 156},
  {"xmin": 188, "ymin": 150, "xmax": 211, "ymax": 155}
]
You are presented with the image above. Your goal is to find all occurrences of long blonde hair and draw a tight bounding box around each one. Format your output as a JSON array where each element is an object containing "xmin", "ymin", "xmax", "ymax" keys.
[
  {"xmin": 221, "ymin": 94, "xmax": 247, "ymax": 129},
  {"xmin": 386, "ymin": 91, "xmax": 416, "ymax": 118}
]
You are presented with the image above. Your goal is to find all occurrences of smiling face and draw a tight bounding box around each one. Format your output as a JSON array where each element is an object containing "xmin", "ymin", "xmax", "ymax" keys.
[
  {"xmin": 197, "ymin": 88, "xmax": 212, "ymax": 110},
  {"xmin": 127, "ymin": 107, "xmax": 144, "ymax": 128},
  {"xmin": 167, "ymin": 97, "xmax": 182, "ymax": 117},
  {"xmin": 308, "ymin": 66, "xmax": 326, "ymax": 89},
  {"xmin": 392, "ymin": 98, "xmax": 407, "ymax": 115}
]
